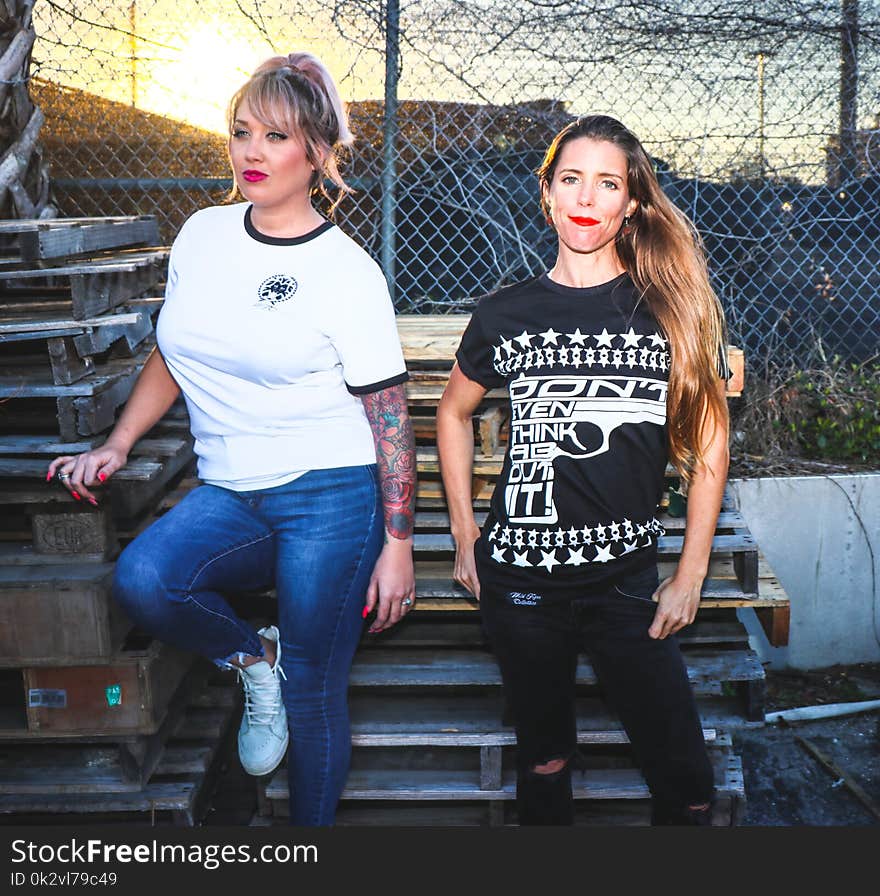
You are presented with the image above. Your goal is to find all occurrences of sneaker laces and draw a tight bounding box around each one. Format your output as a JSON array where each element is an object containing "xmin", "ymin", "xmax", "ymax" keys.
[{"xmin": 238, "ymin": 659, "xmax": 287, "ymax": 727}]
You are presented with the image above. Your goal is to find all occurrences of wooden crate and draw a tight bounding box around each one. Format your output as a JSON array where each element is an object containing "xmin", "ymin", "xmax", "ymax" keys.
[
  {"xmin": 0, "ymin": 639, "xmax": 193, "ymax": 738},
  {"xmin": 0, "ymin": 559, "xmax": 129, "ymax": 666}
]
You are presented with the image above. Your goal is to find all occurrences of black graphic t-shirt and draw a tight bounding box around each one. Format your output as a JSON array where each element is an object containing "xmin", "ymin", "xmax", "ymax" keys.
[{"xmin": 457, "ymin": 271, "xmax": 698, "ymax": 599}]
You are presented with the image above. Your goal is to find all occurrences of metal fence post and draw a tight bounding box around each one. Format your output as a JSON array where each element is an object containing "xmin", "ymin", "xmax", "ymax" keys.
[
  {"xmin": 381, "ymin": 0, "xmax": 400, "ymax": 302},
  {"xmin": 838, "ymin": 0, "xmax": 860, "ymax": 184}
]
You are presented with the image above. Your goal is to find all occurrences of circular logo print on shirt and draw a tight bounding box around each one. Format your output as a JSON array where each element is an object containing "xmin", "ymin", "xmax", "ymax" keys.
[{"xmin": 255, "ymin": 274, "xmax": 298, "ymax": 309}]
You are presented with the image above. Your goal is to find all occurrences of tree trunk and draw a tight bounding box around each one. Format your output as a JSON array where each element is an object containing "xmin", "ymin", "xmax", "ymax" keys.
[{"xmin": 0, "ymin": 0, "xmax": 54, "ymax": 219}]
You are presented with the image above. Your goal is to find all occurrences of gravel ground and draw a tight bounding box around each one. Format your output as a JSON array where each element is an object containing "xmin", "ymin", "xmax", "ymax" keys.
[{"xmin": 734, "ymin": 663, "xmax": 880, "ymax": 826}]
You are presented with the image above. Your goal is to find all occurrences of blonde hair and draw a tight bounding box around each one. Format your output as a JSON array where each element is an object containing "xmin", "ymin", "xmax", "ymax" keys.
[
  {"xmin": 228, "ymin": 52, "xmax": 353, "ymax": 214},
  {"xmin": 538, "ymin": 115, "xmax": 729, "ymax": 481}
]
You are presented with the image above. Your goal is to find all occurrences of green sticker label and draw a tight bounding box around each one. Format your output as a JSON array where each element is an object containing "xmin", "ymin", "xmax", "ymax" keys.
[{"xmin": 105, "ymin": 684, "xmax": 122, "ymax": 707}]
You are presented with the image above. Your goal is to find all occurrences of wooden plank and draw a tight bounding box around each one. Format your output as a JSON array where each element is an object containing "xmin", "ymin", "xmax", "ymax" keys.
[
  {"xmin": 347, "ymin": 647, "xmax": 764, "ymax": 689},
  {"xmin": 0, "ymin": 216, "xmax": 153, "ymax": 234},
  {"xmin": 47, "ymin": 336, "xmax": 94, "ymax": 385},
  {"xmin": 267, "ymin": 758, "xmax": 745, "ymax": 803},
  {"xmin": 755, "ymin": 605, "xmax": 790, "ymax": 647},
  {"xmin": 19, "ymin": 218, "xmax": 160, "ymax": 262},
  {"xmin": 0, "ymin": 248, "xmax": 169, "ymax": 278},
  {"xmin": 0, "ymin": 353, "xmax": 146, "ymax": 397},
  {"xmin": 0, "ymin": 309, "xmax": 145, "ymax": 336},
  {"xmin": 346, "ymin": 694, "xmax": 728, "ymax": 746},
  {"xmin": 480, "ymin": 746, "xmax": 502, "ymax": 791}
]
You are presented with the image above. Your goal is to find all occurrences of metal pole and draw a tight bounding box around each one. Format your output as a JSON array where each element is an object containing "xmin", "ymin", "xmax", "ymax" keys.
[
  {"xmin": 756, "ymin": 52, "xmax": 765, "ymax": 178},
  {"xmin": 129, "ymin": 2, "xmax": 137, "ymax": 108},
  {"xmin": 381, "ymin": 0, "xmax": 400, "ymax": 303},
  {"xmin": 839, "ymin": 0, "xmax": 859, "ymax": 183}
]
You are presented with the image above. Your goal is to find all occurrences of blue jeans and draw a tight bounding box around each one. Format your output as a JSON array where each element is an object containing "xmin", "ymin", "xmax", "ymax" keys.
[{"xmin": 112, "ymin": 465, "xmax": 384, "ymax": 826}]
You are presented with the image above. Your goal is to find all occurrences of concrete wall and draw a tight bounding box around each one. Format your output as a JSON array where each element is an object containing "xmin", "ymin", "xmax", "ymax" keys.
[{"xmin": 729, "ymin": 473, "xmax": 880, "ymax": 670}]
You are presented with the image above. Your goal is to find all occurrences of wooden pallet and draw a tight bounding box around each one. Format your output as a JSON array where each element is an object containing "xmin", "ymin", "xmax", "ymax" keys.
[
  {"xmin": 0, "ymin": 216, "xmax": 161, "ymax": 263},
  {"xmin": 0, "ymin": 663, "xmax": 239, "ymax": 826},
  {"xmin": 0, "ymin": 244, "xmax": 167, "ymax": 321},
  {"xmin": 0, "ymin": 307, "xmax": 157, "ymax": 385},
  {"xmin": 259, "ymin": 733, "xmax": 744, "ymax": 826},
  {"xmin": 0, "ymin": 348, "xmax": 150, "ymax": 440}
]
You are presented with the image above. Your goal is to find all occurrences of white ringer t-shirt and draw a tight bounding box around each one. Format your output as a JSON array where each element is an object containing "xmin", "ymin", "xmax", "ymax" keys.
[{"xmin": 155, "ymin": 203, "xmax": 408, "ymax": 491}]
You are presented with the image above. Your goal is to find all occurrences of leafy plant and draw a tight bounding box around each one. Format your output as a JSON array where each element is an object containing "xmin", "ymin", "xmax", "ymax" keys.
[{"xmin": 785, "ymin": 359, "xmax": 880, "ymax": 464}]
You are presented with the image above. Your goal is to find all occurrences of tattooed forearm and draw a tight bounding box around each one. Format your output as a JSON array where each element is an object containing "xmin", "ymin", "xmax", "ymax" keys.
[{"xmin": 361, "ymin": 383, "xmax": 416, "ymax": 540}]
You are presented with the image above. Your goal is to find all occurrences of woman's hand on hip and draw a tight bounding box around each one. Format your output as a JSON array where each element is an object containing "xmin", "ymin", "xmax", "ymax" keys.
[
  {"xmin": 648, "ymin": 572, "xmax": 703, "ymax": 639},
  {"xmin": 365, "ymin": 536, "xmax": 415, "ymax": 633},
  {"xmin": 46, "ymin": 443, "xmax": 129, "ymax": 506}
]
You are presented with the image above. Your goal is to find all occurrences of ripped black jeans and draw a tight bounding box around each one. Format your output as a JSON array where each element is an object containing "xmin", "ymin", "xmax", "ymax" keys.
[{"xmin": 479, "ymin": 564, "xmax": 715, "ymax": 825}]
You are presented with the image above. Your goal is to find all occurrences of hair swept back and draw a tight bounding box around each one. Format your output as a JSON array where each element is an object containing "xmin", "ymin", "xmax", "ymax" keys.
[
  {"xmin": 228, "ymin": 52, "xmax": 354, "ymax": 215},
  {"xmin": 537, "ymin": 114, "xmax": 729, "ymax": 481}
]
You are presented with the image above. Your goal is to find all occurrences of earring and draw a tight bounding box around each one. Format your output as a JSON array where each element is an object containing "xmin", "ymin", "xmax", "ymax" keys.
[{"xmin": 623, "ymin": 215, "xmax": 632, "ymax": 227}]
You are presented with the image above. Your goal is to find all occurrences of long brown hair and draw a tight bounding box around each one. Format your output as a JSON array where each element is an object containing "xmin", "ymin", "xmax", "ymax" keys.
[
  {"xmin": 228, "ymin": 52, "xmax": 353, "ymax": 215},
  {"xmin": 537, "ymin": 115, "xmax": 729, "ymax": 480}
]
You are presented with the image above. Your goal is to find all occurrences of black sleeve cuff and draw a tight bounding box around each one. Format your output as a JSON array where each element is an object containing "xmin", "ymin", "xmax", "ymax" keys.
[
  {"xmin": 346, "ymin": 370, "xmax": 409, "ymax": 395},
  {"xmin": 455, "ymin": 349, "xmax": 502, "ymax": 390}
]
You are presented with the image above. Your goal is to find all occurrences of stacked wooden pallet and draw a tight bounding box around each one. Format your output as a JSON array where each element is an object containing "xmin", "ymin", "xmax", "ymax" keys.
[
  {"xmin": 254, "ymin": 314, "xmax": 788, "ymax": 827},
  {"xmin": 0, "ymin": 217, "xmax": 226, "ymax": 825}
]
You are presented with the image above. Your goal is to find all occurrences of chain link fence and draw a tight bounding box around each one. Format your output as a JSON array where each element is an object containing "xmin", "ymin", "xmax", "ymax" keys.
[{"xmin": 30, "ymin": 0, "xmax": 880, "ymax": 368}]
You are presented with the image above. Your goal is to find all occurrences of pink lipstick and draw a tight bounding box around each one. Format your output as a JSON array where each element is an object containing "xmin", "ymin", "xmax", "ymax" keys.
[
  {"xmin": 243, "ymin": 170, "xmax": 267, "ymax": 182},
  {"xmin": 569, "ymin": 216, "xmax": 599, "ymax": 226}
]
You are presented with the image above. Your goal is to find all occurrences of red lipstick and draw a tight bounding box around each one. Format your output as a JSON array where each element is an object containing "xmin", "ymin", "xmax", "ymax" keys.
[
  {"xmin": 243, "ymin": 170, "xmax": 267, "ymax": 182},
  {"xmin": 569, "ymin": 216, "xmax": 599, "ymax": 226}
]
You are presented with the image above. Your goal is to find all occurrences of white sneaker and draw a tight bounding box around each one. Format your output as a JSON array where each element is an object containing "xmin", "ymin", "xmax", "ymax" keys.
[{"xmin": 236, "ymin": 625, "xmax": 289, "ymax": 776}]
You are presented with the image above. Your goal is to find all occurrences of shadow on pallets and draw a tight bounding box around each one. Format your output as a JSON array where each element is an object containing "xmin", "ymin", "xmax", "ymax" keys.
[{"xmin": 0, "ymin": 656, "xmax": 241, "ymax": 826}]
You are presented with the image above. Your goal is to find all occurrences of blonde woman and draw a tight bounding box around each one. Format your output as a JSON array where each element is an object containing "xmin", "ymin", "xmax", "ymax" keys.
[
  {"xmin": 437, "ymin": 116, "xmax": 729, "ymax": 825},
  {"xmin": 48, "ymin": 53, "xmax": 416, "ymax": 826}
]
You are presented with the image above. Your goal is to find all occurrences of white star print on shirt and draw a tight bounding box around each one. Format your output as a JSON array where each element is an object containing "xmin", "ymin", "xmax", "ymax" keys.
[
  {"xmin": 621, "ymin": 327, "xmax": 642, "ymax": 348},
  {"xmin": 538, "ymin": 549, "xmax": 560, "ymax": 571},
  {"xmin": 512, "ymin": 551, "xmax": 532, "ymax": 567},
  {"xmin": 491, "ymin": 545, "xmax": 507, "ymax": 563},
  {"xmin": 566, "ymin": 547, "xmax": 589, "ymax": 566},
  {"xmin": 515, "ymin": 330, "xmax": 533, "ymax": 349},
  {"xmin": 594, "ymin": 544, "xmax": 614, "ymax": 563},
  {"xmin": 568, "ymin": 328, "xmax": 588, "ymax": 345},
  {"xmin": 595, "ymin": 328, "xmax": 614, "ymax": 348},
  {"xmin": 540, "ymin": 328, "xmax": 561, "ymax": 345}
]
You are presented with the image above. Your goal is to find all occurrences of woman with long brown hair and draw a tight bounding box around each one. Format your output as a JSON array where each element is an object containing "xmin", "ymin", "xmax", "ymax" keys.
[{"xmin": 437, "ymin": 115, "xmax": 730, "ymax": 825}]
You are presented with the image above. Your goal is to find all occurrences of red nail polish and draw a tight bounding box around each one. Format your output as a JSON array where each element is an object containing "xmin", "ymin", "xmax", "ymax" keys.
[
  {"xmin": 72, "ymin": 492, "xmax": 81, "ymax": 501},
  {"xmin": 88, "ymin": 498, "xmax": 98, "ymax": 507},
  {"xmin": 45, "ymin": 471, "xmax": 52, "ymax": 482},
  {"xmin": 362, "ymin": 606, "xmax": 369, "ymax": 618},
  {"xmin": 98, "ymin": 472, "xmax": 107, "ymax": 483}
]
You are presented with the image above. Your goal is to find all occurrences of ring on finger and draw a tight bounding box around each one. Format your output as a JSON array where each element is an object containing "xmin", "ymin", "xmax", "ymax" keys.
[
  {"xmin": 401, "ymin": 597, "xmax": 413, "ymax": 607},
  {"xmin": 57, "ymin": 471, "xmax": 71, "ymax": 482}
]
